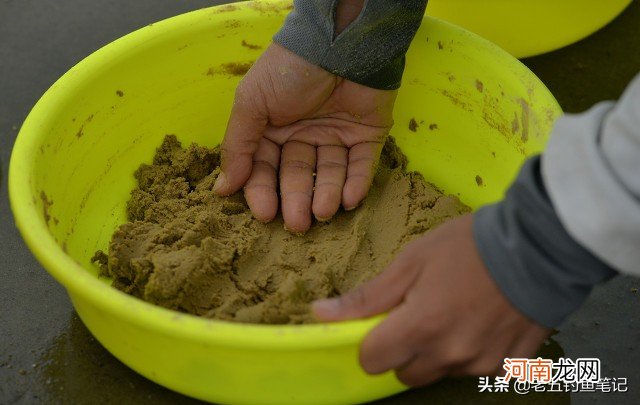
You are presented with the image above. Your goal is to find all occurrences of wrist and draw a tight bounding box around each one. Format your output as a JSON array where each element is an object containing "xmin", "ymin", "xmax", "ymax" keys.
[
  {"xmin": 273, "ymin": 0, "xmax": 427, "ymax": 90},
  {"xmin": 473, "ymin": 156, "xmax": 617, "ymax": 328},
  {"xmin": 334, "ymin": 0, "xmax": 365, "ymax": 34}
]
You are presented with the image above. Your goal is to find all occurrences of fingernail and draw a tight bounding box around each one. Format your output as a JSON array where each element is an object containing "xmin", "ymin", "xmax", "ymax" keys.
[
  {"xmin": 213, "ymin": 172, "xmax": 226, "ymax": 194},
  {"xmin": 254, "ymin": 214, "xmax": 275, "ymax": 224},
  {"xmin": 312, "ymin": 298, "xmax": 340, "ymax": 317},
  {"xmin": 283, "ymin": 223, "xmax": 306, "ymax": 236}
]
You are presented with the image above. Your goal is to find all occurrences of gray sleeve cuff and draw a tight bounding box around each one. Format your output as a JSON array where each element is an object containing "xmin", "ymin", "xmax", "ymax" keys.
[
  {"xmin": 473, "ymin": 157, "xmax": 616, "ymax": 328},
  {"xmin": 542, "ymin": 74, "xmax": 640, "ymax": 276},
  {"xmin": 273, "ymin": 0, "xmax": 428, "ymax": 90}
]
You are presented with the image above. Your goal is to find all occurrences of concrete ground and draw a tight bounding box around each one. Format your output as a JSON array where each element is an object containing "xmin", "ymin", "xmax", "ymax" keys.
[{"xmin": 1, "ymin": 1, "xmax": 638, "ymax": 404}]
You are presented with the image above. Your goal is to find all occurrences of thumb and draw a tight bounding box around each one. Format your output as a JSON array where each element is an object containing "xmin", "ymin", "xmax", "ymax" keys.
[
  {"xmin": 214, "ymin": 84, "xmax": 268, "ymax": 196},
  {"xmin": 313, "ymin": 257, "xmax": 418, "ymax": 322}
]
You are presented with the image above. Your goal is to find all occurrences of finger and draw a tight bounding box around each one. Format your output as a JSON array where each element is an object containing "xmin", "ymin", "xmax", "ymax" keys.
[
  {"xmin": 244, "ymin": 138, "xmax": 280, "ymax": 222},
  {"xmin": 446, "ymin": 316, "xmax": 520, "ymax": 378},
  {"xmin": 500, "ymin": 327, "xmax": 550, "ymax": 378},
  {"xmin": 343, "ymin": 141, "xmax": 384, "ymax": 210},
  {"xmin": 313, "ymin": 145, "xmax": 347, "ymax": 221},
  {"xmin": 460, "ymin": 355, "xmax": 509, "ymax": 378},
  {"xmin": 395, "ymin": 354, "xmax": 448, "ymax": 387},
  {"xmin": 359, "ymin": 305, "xmax": 420, "ymax": 375},
  {"xmin": 280, "ymin": 141, "xmax": 316, "ymax": 234},
  {"xmin": 448, "ymin": 340, "xmax": 510, "ymax": 377},
  {"xmin": 312, "ymin": 252, "xmax": 419, "ymax": 321},
  {"xmin": 507, "ymin": 326, "xmax": 550, "ymax": 359},
  {"xmin": 214, "ymin": 83, "xmax": 268, "ymax": 196}
]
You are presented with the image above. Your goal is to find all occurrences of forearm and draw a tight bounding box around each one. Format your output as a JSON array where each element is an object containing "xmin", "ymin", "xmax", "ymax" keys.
[
  {"xmin": 273, "ymin": 0, "xmax": 428, "ymax": 89},
  {"xmin": 543, "ymin": 74, "xmax": 640, "ymax": 276},
  {"xmin": 474, "ymin": 73, "xmax": 640, "ymax": 328},
  {"xmin": 473, "ymin": 157, "xmax": 616, "ymax": 328},
  {"xmin": 334, "ymin": 0, "xmax": 365, "ymax": 33}
]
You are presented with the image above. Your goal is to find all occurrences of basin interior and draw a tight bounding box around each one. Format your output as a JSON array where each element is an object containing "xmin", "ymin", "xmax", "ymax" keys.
[{"xmin": 21, "ymin": 2, "xmax": 560, "ymax": 290}]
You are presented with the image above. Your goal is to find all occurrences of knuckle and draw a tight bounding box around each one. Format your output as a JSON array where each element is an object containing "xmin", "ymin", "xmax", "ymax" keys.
[
  {"xmin": 373, "ymin": 131, "xmax": 389, "ymax": 142},
  {"xmin": 314, "ymin": 181, "xmax": 342, "ymax": 191},
  {"xmin": 253, "ymin": 159, "xmax": 277, "ymax": 172},
  {"xmin": 341, "ymin": 288, "xmax": 368, "ymax": 312},
  {"xmin": 244, "ymin": 183, "xmax": 276, "ymax": 192},
  {"xmin": 442, "ymin": 343, "xmax": 476, "ymax": 366},
  {"xmin": 345, "ymin": 173, "xmax": 370, "ymax": 183},
  {"xmin": 281, "ymin": 189, "xmax": 313, "ymax": 199},
  {"xmin": 282, "ymin": 159, "xmax": 313, "ymax": 172},
  {"xmin": 412, "ymin": 315, "xmax": 443, "ymax": 339},
  {"xmin": 222, "ymin": 140, "xmax": 257, "ymax": 156},
  {"xmin": 348, "ymin": 156, "xmax": 375, "ymax": 166},
  {"xmin": 395, "ymin": 368, "xmax": 430, "ymax": 387},
  {"xmin": 317, "ymin": 160, "xmax": 347, "ymax": 170},
  {"xmin": 395, "ymin": 370, "xmax": 418, "ymax": 387},
  {"xmin": 465, "ymin": 358, "xmax": 503, "ymax": 377},
  {"xmin": 358, "ymin": 350, "xmax": 378, "ymax": 375},
  {"xmin": 428, "ymin": 310, "xmax": 450, "ymax": 330}
]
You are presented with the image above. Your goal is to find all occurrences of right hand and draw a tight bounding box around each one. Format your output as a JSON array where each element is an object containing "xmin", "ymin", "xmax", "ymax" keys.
[{"xmin": 313, "ymin": 215, "xmax": 550, "ymax": 386}]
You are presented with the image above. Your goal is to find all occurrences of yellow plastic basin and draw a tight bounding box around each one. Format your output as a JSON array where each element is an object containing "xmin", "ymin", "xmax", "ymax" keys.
[
  {"xmin": 9, "ymin": 1, "xmax": 561, "ymax": 404},
  {"xmin": 427, "ymin": 0, "xmax": 632, "ymax": 58}
]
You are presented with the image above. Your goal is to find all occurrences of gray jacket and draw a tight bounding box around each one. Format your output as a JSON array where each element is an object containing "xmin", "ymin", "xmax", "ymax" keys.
[{"xmin": 274, "ymin": 0, "xmax": 639, "ymax": 328}]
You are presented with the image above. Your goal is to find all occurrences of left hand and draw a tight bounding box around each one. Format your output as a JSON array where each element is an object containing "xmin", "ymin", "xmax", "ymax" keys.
[
  {"xmin": 313, "ymin": 214, "xmax": 551, "ymax": 386},
  {"xmin": 213, "ymin": 44, "xmax": 397, "ymax": 234}
]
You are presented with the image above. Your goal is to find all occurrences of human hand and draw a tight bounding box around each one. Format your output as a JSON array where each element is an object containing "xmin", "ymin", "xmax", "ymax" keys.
[
  {"xmin": 213, "ymin": 43, "xmax": 397, "ymax": 234},
  {"xmin": 313, "ymin": 214, "xmax": 551, "ymax": 386}
]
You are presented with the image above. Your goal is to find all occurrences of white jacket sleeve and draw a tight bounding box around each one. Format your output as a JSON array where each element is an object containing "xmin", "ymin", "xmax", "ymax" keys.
[{"xmin": 542, "ymin": 73, "xmax": 640, "ymax": 276}]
